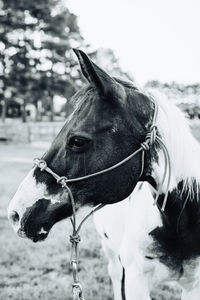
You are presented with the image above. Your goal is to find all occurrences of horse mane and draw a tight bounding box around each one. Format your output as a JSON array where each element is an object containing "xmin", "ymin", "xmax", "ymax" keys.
[
  {"xmin": 144, "ymin": 89, "xmax": 200, "ymax": 200},
  {"xmin": 116, "ymin": 76, "xmax": 200, "ymax": 199}
]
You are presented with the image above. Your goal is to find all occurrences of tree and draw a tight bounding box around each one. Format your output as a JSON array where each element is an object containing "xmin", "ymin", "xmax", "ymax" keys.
[{"xmin": 0, "ymin": 0, "xmax": 84, "ymax": 122}]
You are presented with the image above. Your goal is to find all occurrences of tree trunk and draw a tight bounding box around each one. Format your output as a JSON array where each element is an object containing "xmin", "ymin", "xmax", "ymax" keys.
[
  {"xmin": 49, "ymin": 97, "xmax": 54, "ymax": 122},
  {"xmin": 22, "ymin": 99, "xmax": 27, "ymax": 123},
  {"xmin": 35, "ymin": 101, "xmax": 42, "ymax": 122},
  {"xmin": 1, "ymin": 99, "xmax": 7, "ymax": 123},
  {"xmin": 50, "ymin": 64, "xmax": 55, "ymax": 122}
]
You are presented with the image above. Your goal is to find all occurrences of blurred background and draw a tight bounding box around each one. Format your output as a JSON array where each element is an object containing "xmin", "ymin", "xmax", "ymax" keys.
[
  {"xmin": 0, "ymin": 0, "xmax": 200, "ymax": 143},
  {"xmin": 0, "ymin": 0, "xmax": 199, "ymax": 299}
]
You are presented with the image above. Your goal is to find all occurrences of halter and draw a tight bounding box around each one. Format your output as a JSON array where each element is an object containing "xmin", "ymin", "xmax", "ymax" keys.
[{"xmin": 34, "ymin": 99, "xmax": 171, "ymax": 299}]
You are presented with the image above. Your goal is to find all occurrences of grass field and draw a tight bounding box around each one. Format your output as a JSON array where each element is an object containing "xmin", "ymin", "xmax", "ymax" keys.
[{"xmin": 0, "ymin": 122, "xmax": 200, "ymax": 300}]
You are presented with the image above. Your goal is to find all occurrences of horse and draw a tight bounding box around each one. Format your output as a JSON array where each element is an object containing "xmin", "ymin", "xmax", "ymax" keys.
[{"xmin": 8, "ymin": 49, "xmax": 200, "ymax": 300}]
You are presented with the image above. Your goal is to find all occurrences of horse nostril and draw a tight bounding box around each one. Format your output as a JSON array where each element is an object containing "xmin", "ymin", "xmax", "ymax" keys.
[{"xmin": 8, "ymin": 210, "xmax": 20, "ymax": 226}]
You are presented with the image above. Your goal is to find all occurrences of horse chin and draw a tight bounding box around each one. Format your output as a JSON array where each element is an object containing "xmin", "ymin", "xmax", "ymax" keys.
[
  {"xmin": 18, "ymin": 222, "xmax": 52, "ymax": 242},
  {"xmin": 31, "ymin": 232, "xmax": 49, "ymax": 243}
]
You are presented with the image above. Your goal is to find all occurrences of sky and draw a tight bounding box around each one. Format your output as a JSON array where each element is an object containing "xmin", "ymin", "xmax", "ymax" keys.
[{"xmin": 66, "ymin": 0, "xmax": 200, "ymax": 85}]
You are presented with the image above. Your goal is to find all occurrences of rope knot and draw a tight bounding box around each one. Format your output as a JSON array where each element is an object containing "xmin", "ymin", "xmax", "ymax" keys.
[
  {"xmin": 150, "ymin": 124, "xmax": 158, "ymax": 132},
  {"xmin": 144, "ymin": 124, "xmax": 158, "ymax": 146},
  {"xmin": 57, "ymin": 176, "xmax": 68, "ymax": 188},
  {"xmin": 149, "ymin": 124, "xmax": 158, "ymax": 145},
  {"xmin": 70, "ymin": 234, "xmax": 81, "ymax": 244},
  {"xmin": 140, "ymin": 141, "xmax": 150, "ymax": 151},
  {"xmin": 34, "ymin": 158, "xmax": 47, "ymax": 171}
]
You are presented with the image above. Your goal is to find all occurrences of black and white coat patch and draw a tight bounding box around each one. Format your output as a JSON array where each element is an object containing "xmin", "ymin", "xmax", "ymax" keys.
[
  {"xmin": 94, "ymin": 181, "xmax": 200, "ymax": 300},
  {"xmin": 94, "ymin": 91, "xmax": 200, "ymax": 300}
]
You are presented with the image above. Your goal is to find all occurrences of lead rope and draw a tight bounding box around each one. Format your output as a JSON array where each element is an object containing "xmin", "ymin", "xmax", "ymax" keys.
[
  {"xmin": 33, "ymin": 99, "xmax": 172, "ymax": 299},
  {"xmin": 32, "ymin": 162, "xmax": 104, "ymax": 300}
]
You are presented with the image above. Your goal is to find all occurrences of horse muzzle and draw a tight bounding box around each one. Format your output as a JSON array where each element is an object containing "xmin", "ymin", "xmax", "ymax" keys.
[{"xmin": 8, "ymin": 197, "xmax": 73, "ymax": 242}]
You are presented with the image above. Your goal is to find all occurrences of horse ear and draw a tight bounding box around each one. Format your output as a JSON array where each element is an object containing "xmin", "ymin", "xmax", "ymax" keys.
[{"xmin": 73, "ymin": 48, "xmax": 122, "ymax": 97}]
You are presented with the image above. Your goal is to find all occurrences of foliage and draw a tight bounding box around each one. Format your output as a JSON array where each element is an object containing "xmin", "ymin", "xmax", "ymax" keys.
[
  {"xmin": 145, "ymin": 80, "xmax": 200, "ymax": 99},
  {"xmin": 145, "ymin": 80, "xmax": 200, "ymax": 119},
  {"xmin": 0, "ymin": 0, "xmax": 84, "ymax": 121}
]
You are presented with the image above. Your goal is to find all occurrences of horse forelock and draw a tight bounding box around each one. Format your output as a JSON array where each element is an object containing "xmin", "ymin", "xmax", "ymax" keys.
[
  {"xmin": 66, "ymin": 85, "xmax": 98, "ymax": 123},
  {"xmin": 66, "ymin": 81, "xmax": 134, "ymax": 132}
]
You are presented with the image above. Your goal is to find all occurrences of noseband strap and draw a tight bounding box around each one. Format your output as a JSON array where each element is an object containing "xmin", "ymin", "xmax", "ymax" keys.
[{"xmin": 33, "ymin": 99, "xmax": 171, "ymax": 299}]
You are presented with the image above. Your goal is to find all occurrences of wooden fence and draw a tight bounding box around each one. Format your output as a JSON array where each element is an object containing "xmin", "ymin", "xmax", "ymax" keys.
[{"xmin": 0, "ymin": 121, "xmax": 64, "ymax": 143}]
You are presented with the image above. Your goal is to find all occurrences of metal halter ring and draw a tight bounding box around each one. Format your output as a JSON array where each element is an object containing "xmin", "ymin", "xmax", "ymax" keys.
[{"xmin": 72, "ymin": 282, "xmax": 84, "ymax": 300}]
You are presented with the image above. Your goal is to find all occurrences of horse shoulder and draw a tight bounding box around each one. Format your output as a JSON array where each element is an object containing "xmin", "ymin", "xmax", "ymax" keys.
[
  {"xmin": 94, "ymin": 182, "xmax": 162, "ymax": 268},
  {"xmin": 119, "ymin": 182, "xmax": 162, "ymax": 268},
  {"xmin": 93, "ymin": 196, "xmax": 130, "ymax": 253}
]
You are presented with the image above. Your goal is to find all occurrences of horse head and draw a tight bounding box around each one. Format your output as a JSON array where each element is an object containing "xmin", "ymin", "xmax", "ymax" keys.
[{"xmin": 8, "ymin": 49, "xmax": 154, "ymax": 242}]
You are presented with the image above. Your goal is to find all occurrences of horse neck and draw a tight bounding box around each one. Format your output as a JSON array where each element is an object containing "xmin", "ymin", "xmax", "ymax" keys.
[{"xmin": 150, "ymin": 93, "xmax": 200, "ymax": 199}]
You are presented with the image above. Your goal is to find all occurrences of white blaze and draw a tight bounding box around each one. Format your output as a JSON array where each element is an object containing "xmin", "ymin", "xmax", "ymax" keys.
[{"xmin": 7, "ymin": 168, "xmax": 59, "ymax": 233}]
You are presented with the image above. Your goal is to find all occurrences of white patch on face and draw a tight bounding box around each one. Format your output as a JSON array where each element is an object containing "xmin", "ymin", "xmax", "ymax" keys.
[
  {"xmin": 38, "ymin": 227, "xmax": 48, "ymax": 235},
  {"xmin": 7, "ymin": 167, "xmax": 62, "ymax": 233}
]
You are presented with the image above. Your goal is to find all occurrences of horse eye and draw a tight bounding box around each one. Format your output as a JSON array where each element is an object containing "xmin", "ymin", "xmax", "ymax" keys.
[{"xmin": 68, "ymin": 136, "xmax": 90, "ymax": 150}]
